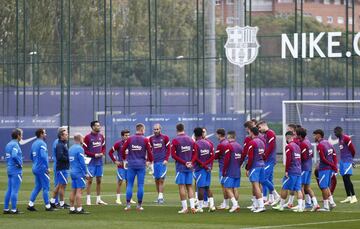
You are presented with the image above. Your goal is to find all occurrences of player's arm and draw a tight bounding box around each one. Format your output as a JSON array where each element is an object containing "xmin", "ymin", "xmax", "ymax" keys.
[
  {"xmin": 108, "ymin": 142, "xmax": 119, "ymax": 163},
  {"xmin": 170, "ymin": 139, "xmax": 186, "ymax": 165},
  {"xmin": 40, "ymin": 144, "xmax": 49, "ymax": 170},
  {"xmin": 11, "ymin": 147, "xmax": 22, "ymax": 167},
  {"xmin": 222, "ymin": 146, "xmax": 231, "ymax": 176},
  {"xmin": 245, "ymin": 142, "xmax": 255, "ymax": 171},
  {"xmin": 78, "ymin": 148, "xmax": 87, "ymax": 175},
  {"xmin": 264, "ymin": 131, "xmax": 276, "ymax": 160},
  {"xmin": 214, "ymin": 144, "xmax": 223, "ymax": 160},
  {"xmin": 145, "ymin": 138, "xmax": 154, "ymax": 163},
  {"xmin": 191, "ymin": 141, "xmax": 197, "ymax": 165},
  {"xmin": 344, "ymin": 135, "xmax": 356, "ymax": 157},
  {"xmin": 300, "ymin": 143, "xmax": 309, "ymax": 161},
  {"xmin": 285, "ymin": 145, "xmax": 292, "ymax": 175},
  {"xmin": 83, "ymin": 135, "xmax": 96, "ymax": 158},
  {"xmin": 204, "ymin": 144, "xmax": 215, "ymax": 168},
  {"xmin": 318, "ymin": 145, "xmax": 337, "ymax": 170},
  {"xmin": 331, "ymin": 146, "xmax": 338, "ymax": 171},
  {"xmin": 239, "ymin": 144, "xmax": 247, "ymax": 167},
  {"xmin": 164, "ymin": 135, "xmax": 171, "ymax": 161},
  {"xmin": 101, "ymin": 135, "xmax": 106, "ymax": 155},
  {"xmin": 121, "ymin": 138, "xmax": 130, "ymax": 161}
]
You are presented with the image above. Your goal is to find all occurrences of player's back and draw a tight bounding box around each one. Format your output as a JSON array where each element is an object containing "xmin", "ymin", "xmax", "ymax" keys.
[
  {"xmin": 249, "ymin": 137, "xmax": 265, "ymax": 169},
  {"xmin": 287, "ymin": 142, "xmax": 301, "ymax": 176},
  {"xmin": 31, "ymin": 139, "xmax": 48, "ymax": 174},
  {"xmin": 172, "ymin": 134, "xmax": 194, "ymax": 172},
  {"xmin": 5, "ymin": 140, "xmax": 23, "ymax": 175},
  {"xmin": 69, "ymin": 144, "xmax": 86, "ymax": 177},
  {"xmin": 52, "ymin": 138, "xmax": 59, "ymax": 171},
  {"xmin": 300, "ymin": 138, "xmax": 313, "ymax": 171},
  {"xmin": 126, "ymin": 134, "xmax": 149, "ymax": 169},
  {"xmin": 227, "ymin": 140, "xmax": 242, "ymax": 178},
  {"xmin": 318, "ymin": 139, "xmax": 336, "ymax": 170},
  {"xmin": 216, "ymin": 138, "xmax": 229, "ymax": 170},
  {"xmin": 194, "ymin": 138, "xmax": 212, "ymax": 171},
  {"xmin": 264, "ymin": 129, "xmax": 277, "ymax": 164}
]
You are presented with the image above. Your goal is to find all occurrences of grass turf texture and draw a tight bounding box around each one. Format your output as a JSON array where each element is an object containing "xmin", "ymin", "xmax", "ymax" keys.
[{"xmin": 0, "ymin": 163, "xmax": 360, "ymax": 229}]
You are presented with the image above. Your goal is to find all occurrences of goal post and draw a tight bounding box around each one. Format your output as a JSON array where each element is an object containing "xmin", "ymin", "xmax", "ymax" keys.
[{"xmin": 282, "ymin": 100, "xmax": 360, "ymax": 164}]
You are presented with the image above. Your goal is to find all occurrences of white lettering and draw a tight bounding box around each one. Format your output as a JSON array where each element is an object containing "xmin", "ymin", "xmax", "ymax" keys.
[
  {"xmin": 309, "ymin": 32, "xmax": 326, "ymax": 58},
  {"xmin": 328, "ymin": 32, "xmax": 342, "ymax": 58},
  {"xmin": 281, "ymin": 33, "xmax": 298, "ymax": 58}
]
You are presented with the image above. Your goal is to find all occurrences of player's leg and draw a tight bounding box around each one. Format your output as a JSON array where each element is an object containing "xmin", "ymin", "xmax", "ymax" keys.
[
  {"xmin": 10, "ymin": 174, "xmax": 22, "ymax": 212},
  {"xmin": 28, "ymin": 174, "xmax": 42, "ymax": 210},
  {"xmin": 86, "ymin": 175, "xmax": 93, "ymax": 205},
  {"xmin": 75, "ymin": 177, "xmax": 88, "ymax": 214},
  {"xmin": 224, "ymin": 178, "xmax": 239, "ymax": 213},
  {"xmin": 125, "ymin": 168, "xmax": 136, "ymax": 210},
  {"xmin": 217, "ymin": 171, "xmax": 229, "ymax": 209},
  {"xmin": 69, "ymin": 188, "xmax": 76, "ymax": 213},
  {"xmin": 53, "ymin": 170, "xmax": 59, "ymax": 206},
  {"xmin": 4, "ymin": 175, "xmax": 12, "ymax": 212},
  {"xmin": 41, "ymin": 172, "xmax": 52, "ymax": 210},
  {"xmin": 178, "ymin": 184, "xmax": 188, "ymax": 212},
  {"xmin": 50, "ymin": 184, "xmax": 60, "ymax": 207},
  {"xmin": 136, "ymin": 168, "xmax": 146, "ymax": 210},
  {"xmin": 186, "ymin": 183, "xmax": 196, "ymax": 212},
  {"xmin": 253, "ymin": 182, "xmax": 265, "ymax": 212}
]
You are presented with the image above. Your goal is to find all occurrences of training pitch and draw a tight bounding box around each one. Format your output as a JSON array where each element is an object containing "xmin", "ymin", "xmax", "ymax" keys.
[{"xmin": 0, "ymin": 163, "xmax": 359, "ymax": 229}]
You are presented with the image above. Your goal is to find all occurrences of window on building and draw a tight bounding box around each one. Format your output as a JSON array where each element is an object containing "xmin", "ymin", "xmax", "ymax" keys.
[
  {"xmin": 338, "ymin": 17, "xmax": 344, "ymax": 24},
  {"xmin": 316, "ymin": 16, "xmax": 323, "ymax": 23},
  {"xmin": 215, "ymin": 0, "xmax": 221, "ymax": 5},
  {"xmin": 334, "ymin": 0, "xmax": 341, "ymax": 5},
  {"xmin": 278, "ymin": 0, "xmax": 292, "ymax": 3},
  {"xmin": 327, "ymin": 16, "xmax": 333, "ymax": 24},
  {"xmin": 349, "ymin": 17, "xmax": 353, "ymax": 24},
  {"xmin": 226, "ymin": 17, "xmax": 234, "ymax": 24},
  {"xmin": 226, "ymin": 0, "xmax": 234, "ymax": 5},
  {"xmin": 323, "ymin": 0, "xmax": 330, "ymax": 4}
]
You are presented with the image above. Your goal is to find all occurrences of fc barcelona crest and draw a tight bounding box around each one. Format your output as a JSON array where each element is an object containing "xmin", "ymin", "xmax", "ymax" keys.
[{"xmin": 224, "ymin": 26, "xmax": 260, "ymax": 68}]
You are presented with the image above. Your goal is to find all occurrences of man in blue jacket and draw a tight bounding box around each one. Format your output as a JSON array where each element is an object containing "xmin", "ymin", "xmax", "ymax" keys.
[
  {"xmin": 3, "ymin": 129, "xmax": 23, "ymax": 214},
  {"xmin": 27, "ymin": 128, "xmax": 55, "ymax": 211}
]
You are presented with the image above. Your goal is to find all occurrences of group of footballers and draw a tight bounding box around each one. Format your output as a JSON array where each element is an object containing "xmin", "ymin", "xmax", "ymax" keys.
[{"xmin": 3, "ymin": 118, "xmax": 357, "ymax": 214}]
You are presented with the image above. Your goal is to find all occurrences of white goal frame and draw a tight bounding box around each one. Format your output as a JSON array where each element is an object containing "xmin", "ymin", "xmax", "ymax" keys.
[{"xmin": 282, "ymin": 100, "xmax": 360, "ymax": 164}]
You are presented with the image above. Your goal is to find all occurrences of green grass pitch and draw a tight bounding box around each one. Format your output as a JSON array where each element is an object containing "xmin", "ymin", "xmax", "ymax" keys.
[{"xmin": 0, "ymin": 162, "xmax": 360, "ymax": 229}]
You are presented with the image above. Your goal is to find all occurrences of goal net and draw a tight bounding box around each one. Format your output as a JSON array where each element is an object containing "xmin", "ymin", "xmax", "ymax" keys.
[{"xmin": 282, "ymin": 100, "xmax": 360, "ymax": 164}]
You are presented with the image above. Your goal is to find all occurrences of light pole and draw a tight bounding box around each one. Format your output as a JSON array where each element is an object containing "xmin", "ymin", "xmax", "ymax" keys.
[{"xmin": 29, "ymin": 51, "xmax": 37, "ymax": 115}]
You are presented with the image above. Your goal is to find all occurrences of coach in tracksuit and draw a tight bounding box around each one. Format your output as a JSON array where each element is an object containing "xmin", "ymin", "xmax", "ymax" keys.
[
  {"xmin": 3, "ymin": 129, "xmax": 23, "ymax": 214},
  {"xmin": 121, "ymin": 123, "xmax": 153, "ymax": 211}
]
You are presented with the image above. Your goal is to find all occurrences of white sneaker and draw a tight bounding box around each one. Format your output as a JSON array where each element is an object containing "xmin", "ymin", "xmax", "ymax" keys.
[
  {"xmin": 130, "ymin": 199, "xmax": 136, "ymax": 204},
  {"xmin": 340, "ymin": 197, "xmax": 351, "ymax": 203},
  {"xmin": 203, "ymin": 201, "xmax": 209, "ymax": 208},
  {"xmin": 253, "ymin": 207, "xmax": 266, "ymax": 213},
  {"xmin": 318, "ymin": 208, "xmax": 330, "ymax": 212},
  {"xmin": 247, "ymin": 205, "xmax": 254, "ymax": 209},
  {"xmin": 272, "ymin": 204, "xmax": 284, "ymax": 211},
  {"xmin": 195, "ymin": 208, "xmax": 204, "ymax": 213},
  {"xmin": 271, "ymin": 196, "xmax": 280, "ymax": 206},
  {"xmin": 229, "ymin": 206, "xmax": 240, "ymax": 213},
  {"xmin": 178, "ymin": 208, "xmax": 188, "ymax": 214},
  {"xmin": 96, "ymin": 200, "xmax": 108, "ymax": 205},
  {"xmin": 293, "ymin": 208, "xmax": 303, "ymax": 212},
  {"xmin": 124, "ymin": 205, "xmax": 131, "ymax": 211},
  {"xmin": 216, "ymin": 204, "xmax": 226, "ymax": 210},
  {"xmin": 311, "ymin": 204, "xmax": 320, "ymax": 212},
  {"xmin": 330, "ymin": 202, "xmax": 336, "ymax": 209},
  {"xmin": 208, "ymin": 206, "xmax": 216, "ymax": 212},
  {"xmin": 291, "ymin": 205, "xmax": 299, "ymax": 210},
  {"xmin": 116, "ymin": 199, "xmax": 122, "ymax": 205},
  {"xmin": 350, "ymin": 196, "xmax": 358, "ymax": 204},
  {"xmin": 136, "ymin": 206, "xmax": 144, "ymax": 211}
]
